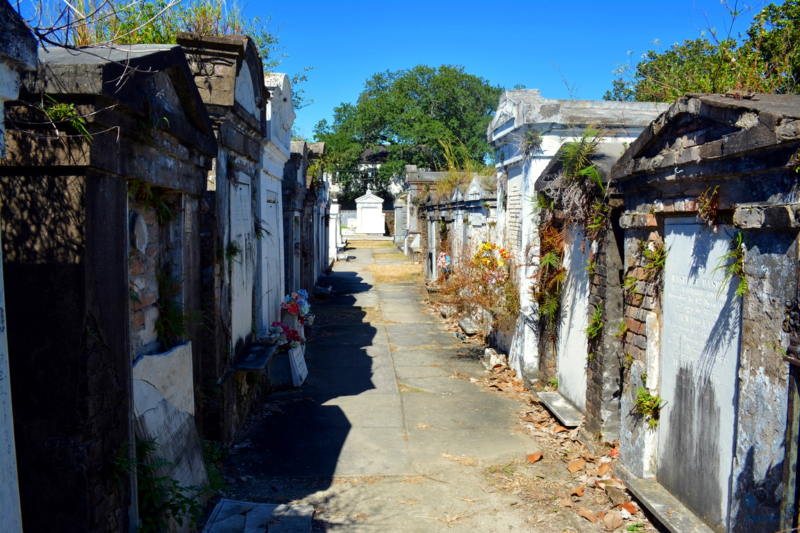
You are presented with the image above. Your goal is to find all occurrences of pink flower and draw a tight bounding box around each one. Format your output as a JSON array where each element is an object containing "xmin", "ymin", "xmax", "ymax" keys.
[{"xmin": 288, "ymin": 302, "xmax": 299, "ymax": 315}]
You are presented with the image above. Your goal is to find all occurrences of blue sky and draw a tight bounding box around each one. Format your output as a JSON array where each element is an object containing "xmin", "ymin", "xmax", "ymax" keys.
[{"xmin": 248, "ymin": 0, "xmax": 769, "ymax": 138}]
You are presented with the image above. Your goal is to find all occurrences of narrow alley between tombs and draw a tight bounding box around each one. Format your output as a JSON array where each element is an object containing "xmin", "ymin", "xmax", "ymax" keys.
[{"xmin": 204, "ymin": 242, "xmax": 658, "ymax": 533}]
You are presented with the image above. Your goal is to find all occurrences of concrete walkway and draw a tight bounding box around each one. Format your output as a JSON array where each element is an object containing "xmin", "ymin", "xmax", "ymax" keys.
[{"xmin": 216, "ymin": 246, "xmax": 614, "ymax": 532}]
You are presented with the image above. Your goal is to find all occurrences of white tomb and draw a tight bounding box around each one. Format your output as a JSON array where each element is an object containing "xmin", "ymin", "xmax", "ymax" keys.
[{"xmin": 355, "ymin": 189, "xmax": 385, "ymax": 235}]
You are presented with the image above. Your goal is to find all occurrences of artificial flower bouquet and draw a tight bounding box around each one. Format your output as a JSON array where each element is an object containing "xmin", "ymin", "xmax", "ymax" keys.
[
  {"xmin": 281, "ymin": 289, "xmax": 310, "ymax": 317},
  {"xmin": 270, "ymin": 321, "xmax": 303, "ymax": 351},
  {"xmin": 472, "ymin": 242, "xmax": 511, "ymax": 284}
]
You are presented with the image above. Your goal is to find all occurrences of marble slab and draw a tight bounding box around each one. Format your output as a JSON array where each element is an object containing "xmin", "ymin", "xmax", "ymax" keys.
[
  {"xmin": 132, "ymin": 341, "xmax": 207, "ymax": 531},
  {"xmin": 289, "ymin": 346, "xmax": 308, "ymax": 387},
  {"xmin": 658, "ymin": 218, "xmax": 741, "ymax": 530}
]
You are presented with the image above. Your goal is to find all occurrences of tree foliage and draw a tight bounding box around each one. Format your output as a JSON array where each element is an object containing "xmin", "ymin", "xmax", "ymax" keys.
[
  {"xmin": 605, "ymin": 0, "xmax": 799, "ymax": 102},
  {"xmin": 314, "ymin": 64, "xmax": 503, "ymax": 201}
]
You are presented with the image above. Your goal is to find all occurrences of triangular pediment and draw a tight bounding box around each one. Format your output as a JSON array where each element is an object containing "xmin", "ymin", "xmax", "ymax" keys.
[{"xmin": 355, "ymin": 191, "xmax": 384, "ymax": 203}]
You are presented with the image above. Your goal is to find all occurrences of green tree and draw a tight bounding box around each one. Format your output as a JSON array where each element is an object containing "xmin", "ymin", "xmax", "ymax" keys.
[
  {"xmin": 314, "ymin": 64, "xmax": 503, "ymax": 202},
  {"xmin": 604, "ymin": 0, "xmax": 799, "ymax": 102}
]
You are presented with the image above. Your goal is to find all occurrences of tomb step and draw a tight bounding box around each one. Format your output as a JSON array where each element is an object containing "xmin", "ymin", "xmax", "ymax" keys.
[
  {"xmin": 457, "ymin": 317, "xmax": 480, "ymax": 336},
  {"xmin": 203, "ymin": 498, "xmax": 313, "ymax": 533},
  {"xmin": 536, "ymin": 392, "xmax": 584, "ymax": 427},
  {"xmin": 615, "ymin": 465, "xmax": 715, "ymax": 533}
]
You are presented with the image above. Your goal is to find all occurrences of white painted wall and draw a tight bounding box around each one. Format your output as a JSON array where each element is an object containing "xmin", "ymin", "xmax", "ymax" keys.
[{"xmin": 556, "ymin": 229, "xmax": 590, "ymax": 412}]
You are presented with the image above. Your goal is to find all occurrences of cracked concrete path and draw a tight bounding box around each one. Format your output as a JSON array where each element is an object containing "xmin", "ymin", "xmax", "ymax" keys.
[{"xmin": 212, "ymin": 245, "xmax": 630, "ymax": 532}]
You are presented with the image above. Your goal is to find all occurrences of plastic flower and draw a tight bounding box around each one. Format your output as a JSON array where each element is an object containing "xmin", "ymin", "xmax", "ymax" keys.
[{"xmin": 288, "ymin": 302, "xmax": 299, "ymax": 315}]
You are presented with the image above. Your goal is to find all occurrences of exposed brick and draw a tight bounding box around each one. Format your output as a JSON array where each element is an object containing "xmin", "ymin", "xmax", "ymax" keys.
[
  {"xmin": 130, "ymin": 259, "xmax": 144, "ymax": 276},
  {"xmin": 131, "ymin": 311, "xmax": 145, "ymax": 327},
  {"xmin": 625, "ymin": 318, "xmax": 645, "ymax": 336}
]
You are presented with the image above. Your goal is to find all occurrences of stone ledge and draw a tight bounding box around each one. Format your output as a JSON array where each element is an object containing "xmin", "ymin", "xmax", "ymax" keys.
[
  {"xmin": 537, "ymin": 391, "xmax": 584, "ymax": 427},
  {"xmin": 232, "ymin": 344, "xmax": 277, "ymax": 372},
  {"xmin": 203, "ymin": 498, "xmax": 313, "ymax": 533},
  {"xmin": 615, "ymin": 465, "xmax": 715, "ymax": 533}
]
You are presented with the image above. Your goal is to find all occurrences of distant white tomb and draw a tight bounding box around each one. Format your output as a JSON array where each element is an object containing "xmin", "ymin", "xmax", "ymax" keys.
[{"xmin": 355, "ymin": 189, "xmax": 385, "ymax": 235}]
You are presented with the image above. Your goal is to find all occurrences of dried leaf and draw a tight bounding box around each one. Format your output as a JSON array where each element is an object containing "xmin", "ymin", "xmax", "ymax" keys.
[
  {"xmin": 570, "ymin": 485, "xmax": 585, "ymax": 497},
  {"xmin": 567, "ymin": 459, "xmax": 586, "ymax": 473},
  {"xmin": 553, "ymin": 426, "xmax": 567, "ymax": 434},
  {"xmin": 526, "ymin": 453, "xmax": 543, "ymax": 464},
  {"xmin": 566, "ymin": 453, "xmax": 581, "ymax": 461},
  {"xmin": 621, "ymin": 501, "xmax": 637, "ymax": 514},
  {"xmin": 603, "ymin": 510, "xmax": 623, "ymax": 530},
  {"xmin": 522, "ymin": 416, "xmax": 536, "ymax": 423},
  {"xmin": 578, "ymin": 507, "xmax": 598, "ymax": 523},
  {"xmin": 598, "ymin": 462, "xmax": 613, "ymax": 475},
  {"xmin": 559, "ymin": 498, "xmax": 574, "ymax": 508}
]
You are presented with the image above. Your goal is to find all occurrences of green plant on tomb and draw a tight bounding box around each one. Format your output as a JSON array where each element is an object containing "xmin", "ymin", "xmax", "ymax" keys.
[
  {"xmin": 155, "ymin": 261, "xmax": 200, "ymax": 350},
  {"xmin": 113, "ymin": 438, "xmax": 206, "ymax": 533},
  {"xmin": 622, "ymin": 351, "xmax": 634, "ymax": 369},
  {"xmin": 255, "ymin": 218, "xmax": 272, "ymax": 241},
  {"xmin": 714, "ymin": 231, "xmax": 747, "ymax": 300},
  {"xmin": 639, "ymin": 239, "xmax": 668, "ymax": 284},
  {"xmin": 548, "ymin": 378, "xmax": 559, "ymax": 389},
  {"xmin": 633, "ymin": 388, "xmax": 666, "ymax": 429},
  {"xmin": 128, "ymin": 178, "xmax": 175, "ymax": 225},
  {"xmin": 697, "ymin": 185, "xmax": 721, "ymax": 227},
  {"xmin": 584, "ymin": 259, "xmax": 596, "ymax": 277},
  {"xmin": 622, "ymin": 274, "xmax": 639, "ymax": 295},
  {"xmin": 586, "ymin": 303, "xmax": 603, "ymax": 340},
  {"xmin": 201, "ymin": 439, "xmax": 229, "ymax": 494},
  {"xmin": 43, "ymin": 95, "xmax": 94, "ymax": 142},
  {"xmin": 225, "ymin": 240, "xmax": 242, "ymax": 265},
  {"xmin": 613, "ymin": 321, "xmax": 629, "ymax": 339}
]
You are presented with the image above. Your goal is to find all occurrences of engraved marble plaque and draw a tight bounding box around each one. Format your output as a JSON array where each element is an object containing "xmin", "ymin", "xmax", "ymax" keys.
[
  {"xmin": 658, "ymin": 218, "xmax": 741, "ymax": 530},
  {"xmin": 289, "ymin": 346, "xmax": 308, "ymax": 387}
]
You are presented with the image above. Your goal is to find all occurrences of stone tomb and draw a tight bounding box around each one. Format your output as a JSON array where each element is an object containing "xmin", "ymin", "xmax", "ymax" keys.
[
  {"xmin": 132, "ymin": 342, "xmax": 208, "ymax": 517},
  {"xmin": 658, "ymin": 218, "xmax": 741, "ymax": 530},
  {"xmin": 355, "ymin": 190, "xmax": 385, "ymax": 234}
]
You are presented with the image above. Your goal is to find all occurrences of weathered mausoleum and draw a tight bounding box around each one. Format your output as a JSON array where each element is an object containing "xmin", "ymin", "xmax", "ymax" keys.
[
  {"xmin": 0, "ymin": 45, "xmax": 217, "ymax": 531},
  {"xmin": 610, "ymin": 93, "xmax": 800, "ymax": 533}
]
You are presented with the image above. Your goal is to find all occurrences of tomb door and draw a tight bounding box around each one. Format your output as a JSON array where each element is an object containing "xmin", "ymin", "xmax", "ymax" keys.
[{"xmin": 230, "ymin": 172, "xmax": 254, "ymax": 346}]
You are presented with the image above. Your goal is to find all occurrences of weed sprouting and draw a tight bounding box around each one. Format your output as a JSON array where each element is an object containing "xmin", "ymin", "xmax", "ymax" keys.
[
  {"xmin": 155, "ymin": 262, "xmax": 200, "ymax": 350},
  {"xmin": 714, "ymin": 231, "xmax": 747, "ymax": 299},
  {"xmin": 586, "ymin": 303, "xmax": 603, "ymax": 340},
  {"xmin": 113, "ymin": 438, "xmax": 206, "ymax": 533},
  {"xmin": 697, "ymin": 185, "xmax": 720, "ymax": 227},
  {"xmin": 43, "ymin": 95, "xmax": 93, "ymax": 142},
  {"xmin": 225, "ymin": 240, "xmax": 242, "ymax": 265},
  {"xmin": 633, "ymin": 388, "xmax": 666, "ymax": 429},
  {"xmin": 128, "ymin": 179, "xmax": 175, "ymax": 225}
]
